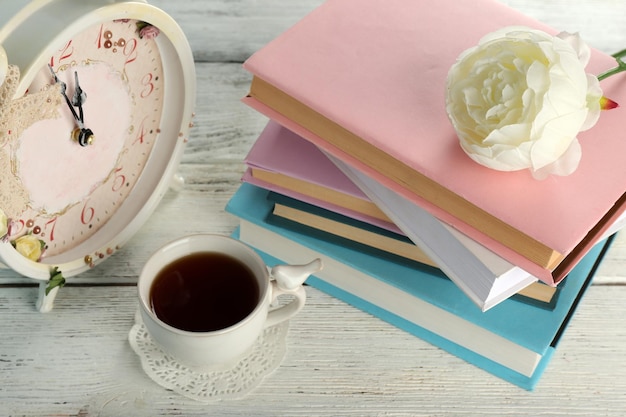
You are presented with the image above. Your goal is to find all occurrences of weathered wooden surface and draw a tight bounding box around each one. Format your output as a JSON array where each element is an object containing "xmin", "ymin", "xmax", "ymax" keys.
[
  {"xmin": 1, "ymin": 284, "xmax": 626, "ymax": 416},
  {"xmin": 1, "ymin": 1, "xmax": 626, "ymax": 415}
]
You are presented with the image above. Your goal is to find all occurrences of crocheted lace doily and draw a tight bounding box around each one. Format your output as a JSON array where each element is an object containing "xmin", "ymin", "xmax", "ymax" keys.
[{"xmin": 128, "ymin": 312, "xmax": 289, "ymax": 403}]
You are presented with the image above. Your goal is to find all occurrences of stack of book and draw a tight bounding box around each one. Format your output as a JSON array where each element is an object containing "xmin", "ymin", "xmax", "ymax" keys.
[{"xmin": 226, "ymin": 0, "xmax": 626, "ymax": 390}]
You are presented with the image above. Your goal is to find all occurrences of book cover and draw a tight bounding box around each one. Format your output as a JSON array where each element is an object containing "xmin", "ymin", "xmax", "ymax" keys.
[
  {"xmin": 226, "ymin": 183, "xmax": 612, "ymax": 390},
  {"xmin": 267, "ymin": 191, "xmax": 559, "ymax": 309},
  {"xmin": 243, "ymin": 121, "xmax": 392, "ymax": 231},
  {"xmin": 244, "ymin": 121, "xmax": 537, "ymax": 310},
  {"xmin": 244, "ymin": 166, "xmax": 392, "ymax": 230},
  {"xmin": 242, "ymin": 0, "xmax": 626, "ymax": 283},
  {"xmin": 268, "ymin": 191, "xmax": 436, "ymax": 267}
]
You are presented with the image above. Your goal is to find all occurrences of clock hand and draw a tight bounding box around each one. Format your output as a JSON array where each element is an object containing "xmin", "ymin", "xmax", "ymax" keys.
[
  {"xmin": 69, "ymin": 71, "xmax": 94, "ymax": 147},
  {"xmin": 48, "ymin": 65, "xmax": 94, "ymax": 147},
  {"xmin": 71, "ymin": 71, "xmax": 87, "ymax": 126}
]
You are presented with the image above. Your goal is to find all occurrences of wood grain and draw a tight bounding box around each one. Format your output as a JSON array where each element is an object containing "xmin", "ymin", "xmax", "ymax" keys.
[
  {"xmin": 1, "ymin": 1, "xmax": 626, "ymax": 415},
  {"xmin": 1, "ymin": 285, "xmax": 625, "ymax": 416}
]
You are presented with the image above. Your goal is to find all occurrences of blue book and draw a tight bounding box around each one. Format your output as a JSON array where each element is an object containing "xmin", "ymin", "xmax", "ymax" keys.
[{"xmin": 226, "ymin": 183, "xmax": 613, "ymax": 390}]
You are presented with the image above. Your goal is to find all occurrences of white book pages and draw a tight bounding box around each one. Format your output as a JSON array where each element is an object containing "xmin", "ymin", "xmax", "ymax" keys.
[{"xmin": 328, "ymin": 154, "xmax": 538, "ymax": 311}]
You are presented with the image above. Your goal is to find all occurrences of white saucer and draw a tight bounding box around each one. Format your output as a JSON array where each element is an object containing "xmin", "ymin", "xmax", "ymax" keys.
[{"xmin": 128, "ymin": 311, "xmax": 289, "ymax": 403}]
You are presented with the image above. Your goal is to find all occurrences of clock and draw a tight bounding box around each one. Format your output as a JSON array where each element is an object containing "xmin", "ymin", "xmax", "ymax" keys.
[{"xmin": 0, "ymin": 1, "xmax": 196, "ymax": 311}]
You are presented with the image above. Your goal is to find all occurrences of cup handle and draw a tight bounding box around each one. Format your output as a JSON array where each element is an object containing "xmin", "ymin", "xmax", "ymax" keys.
[
  {"xmin": 264, "ymin": 284, "xmax": 307, "ymax": 328},
  {"xmin": 264, "ymin": 259, "xmax": 322, "ymax": 328}
]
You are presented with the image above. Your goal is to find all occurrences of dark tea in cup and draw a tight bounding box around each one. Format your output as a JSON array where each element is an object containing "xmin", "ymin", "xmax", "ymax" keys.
[
  {"xmin": 149, "ymin": 251, "xmax": 260, "ymax": 332},
  {"xmin": 137, "ymin": 234, "xmax": 317, "ymax": 368}
]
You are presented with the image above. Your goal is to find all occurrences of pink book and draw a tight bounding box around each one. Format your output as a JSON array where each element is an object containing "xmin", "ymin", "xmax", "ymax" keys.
[
  {"xmin": 242, "ymin": 0, "xmax": 626, "ymax": 284},
  {"xmin": 243, "ymin": 120, "xmax": 397, "ymax": 232}
]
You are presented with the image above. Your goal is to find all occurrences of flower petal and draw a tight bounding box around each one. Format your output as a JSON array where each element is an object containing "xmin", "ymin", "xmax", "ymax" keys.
[
  {"xmin": 581, "ymin": 74, "xmax": 603, "ymax": 131},
  {"xmin": 531, "ymin": 138, "xmax": 581, "ymax": 179},
  {"xmin": 556, "ymin": 31, "xmax": 591, "ymax": 67},
  {"xmin": 530, "ymin": 109, "xmax": 586, "ymax": 170}
]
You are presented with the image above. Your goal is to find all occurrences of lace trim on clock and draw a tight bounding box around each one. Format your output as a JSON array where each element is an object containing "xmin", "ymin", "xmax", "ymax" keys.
[
  {"xmin": 0, "ymin": 65, "xmax": 63, "ymax": 146},
  {"xmin": 0, "ymin": 65, "xmax": 62, "ymax": 217},
  {"xmin": 0, "ymin": 150, "xmax": 29, "ymax": 219},
  {"xmin": 129, "ymin": 312, "xmax": 289, "ymax": 403}
]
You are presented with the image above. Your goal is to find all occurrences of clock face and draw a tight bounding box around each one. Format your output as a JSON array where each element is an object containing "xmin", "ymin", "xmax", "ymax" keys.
[{"xmin": 0, "ymin": 19, "xmax": 166, "ymax": 264}]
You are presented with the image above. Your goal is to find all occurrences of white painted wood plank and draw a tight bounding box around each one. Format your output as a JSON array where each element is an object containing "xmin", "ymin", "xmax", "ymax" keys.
[
  {"xmin": 0, "ymin": 285, "xmax": 625, "ymax": 416},
  {"xmin": 147, "ymin": 0, "xmax": 325, "ymax": 62},
  {"xmin": 594, "ymin": 232, "xmax": 626, "ymax": 285},
  {"xmin": 499, "ymin": 0, "xmax": 626, "ymax": 54},
  {"xmin": 1, "ymin": 2, "xmax": 626, "ymax": 414},
  {"xmin": 146, "ymin": 0, "xmax": 626, "ymax": 61}
]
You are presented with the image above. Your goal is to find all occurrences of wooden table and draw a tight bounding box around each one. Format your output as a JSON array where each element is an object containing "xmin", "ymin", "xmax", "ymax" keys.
[{"xmin": 2, "ymin": 1, "xmax": 626, "ymax": 415}]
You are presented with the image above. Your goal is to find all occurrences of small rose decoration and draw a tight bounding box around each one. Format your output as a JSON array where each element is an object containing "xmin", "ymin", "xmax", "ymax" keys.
[
  {"xmin": 446, "ymin": 26, "xmax": 610, "ymax": 179},
  {"xmin": 137, "ymin": 22, "xmax": 160, "ymax": 39},
  {"xmin": 13, "ymin": 234, "xmax": 44, "ymax": 262}
]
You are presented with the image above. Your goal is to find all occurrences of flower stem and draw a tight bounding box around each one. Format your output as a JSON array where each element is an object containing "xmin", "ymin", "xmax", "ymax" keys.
[{"xmin": 597, "ymin": 49, "xmax": 626, "ymax": 81}]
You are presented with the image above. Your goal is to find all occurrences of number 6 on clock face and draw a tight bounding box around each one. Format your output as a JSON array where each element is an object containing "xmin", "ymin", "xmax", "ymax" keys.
[{"xmin": 0, "ymin": 2, "xmax": 195, "ymax": 281}]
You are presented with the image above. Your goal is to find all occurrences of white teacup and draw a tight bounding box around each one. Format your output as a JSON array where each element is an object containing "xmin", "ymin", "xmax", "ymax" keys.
[{"xmin": 137, "ymin": 234, "xmax": 322, "ymax": 369}]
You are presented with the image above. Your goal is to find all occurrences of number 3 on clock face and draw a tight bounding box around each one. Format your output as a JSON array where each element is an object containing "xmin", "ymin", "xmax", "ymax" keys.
[{"xmin": 0, "ymin": 3, "xmax": 195, "ymax": 280}]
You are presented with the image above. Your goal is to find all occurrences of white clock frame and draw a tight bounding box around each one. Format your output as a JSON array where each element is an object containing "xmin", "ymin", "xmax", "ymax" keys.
[{"xmin": 0, "ymin": 0, "xmax": 196, "ymax": 311}]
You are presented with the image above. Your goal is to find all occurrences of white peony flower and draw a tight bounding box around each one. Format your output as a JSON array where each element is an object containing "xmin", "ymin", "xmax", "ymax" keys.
[{"xmin": 446, "ymin": 26, "xmax": 603, "ymax": 179}]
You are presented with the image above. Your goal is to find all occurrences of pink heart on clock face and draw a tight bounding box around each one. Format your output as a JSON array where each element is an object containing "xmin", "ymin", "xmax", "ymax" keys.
[{"xmin": 15, "ymin": 63, "xmax": 131, "ymax": 214}]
